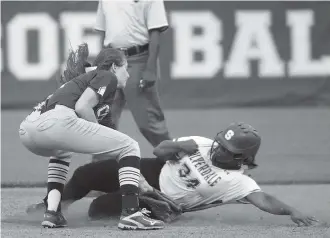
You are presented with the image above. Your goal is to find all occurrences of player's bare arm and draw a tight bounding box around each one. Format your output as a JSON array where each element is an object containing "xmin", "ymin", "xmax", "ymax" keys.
[
  {"xmin": 146, "ymin": 29, "xmax": 161, "ymax": 73},
  {"xmin": 245, "ymin": 191, "xmax": 318, "ymax": 226},
  {"xmin": 75, "ymin": 87, "xmax": 100, "ymax": 123},
  {"xmin": 153, "ymin": 139, "xmax": 198, "ymax": 159},
  {"xmin": 139, "ymin": 29, "xmax": 161, "ymax": 90}
]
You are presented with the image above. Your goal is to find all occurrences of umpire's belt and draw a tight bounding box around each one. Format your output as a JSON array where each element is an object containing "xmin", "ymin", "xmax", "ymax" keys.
[{"xmin": 107, "ymin": 44, "xmax": 149, "ymax": 57}]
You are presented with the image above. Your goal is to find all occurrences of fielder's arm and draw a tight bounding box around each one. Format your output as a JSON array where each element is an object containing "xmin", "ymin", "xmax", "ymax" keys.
[
  {"xmin": 245, "ymin": 191, "xmax": 318, "ymax": 226},
  {"xmin": 75, "ymin": 88, "xmax": 99, "ymax": 123},
  {"xmin": 153, "ymin": 139, "xmax": 198, "ymax": 161}
]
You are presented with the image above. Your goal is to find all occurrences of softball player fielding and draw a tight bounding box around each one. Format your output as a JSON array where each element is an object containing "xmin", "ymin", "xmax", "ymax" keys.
[{"xmin": 19, "ymin": 46, "xmax": 164, "ymax": 230}]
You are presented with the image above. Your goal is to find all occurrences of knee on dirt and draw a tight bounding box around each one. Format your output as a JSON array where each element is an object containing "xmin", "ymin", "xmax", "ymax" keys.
[
  {"xmin": 88, "ymin": 193, "xmax": 122, "ymax": 219},
  {"xmin": 88, "ymin": 198, "xmax": 104, "ymax": 219}
]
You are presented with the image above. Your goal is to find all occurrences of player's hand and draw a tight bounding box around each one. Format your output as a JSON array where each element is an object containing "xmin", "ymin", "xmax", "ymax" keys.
[
  {"xmin": 290, "ymin": 210, "xmax": 318, "ymax": 226},
  {"xmin": 140, "ymin": 189, "xmax": 182, "ymax": 222},
  {"xmin": 179, "ymin": 139, "xmax": 198, "ymax": 155},
  {"xmin": 139, "ymin": 70, "xmax": 156, "ymax": 91},
  {"xmin": 142, "ymin": 189, "xmax": 183, "ymax": 214},
  {"xmin": 139, "ymin": 174, "xmax": 154, "ymax": 193}
]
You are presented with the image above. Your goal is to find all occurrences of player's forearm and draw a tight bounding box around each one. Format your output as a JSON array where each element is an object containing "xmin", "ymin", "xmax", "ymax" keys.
[
  {"xmin": 252, "ymin": 193, "xmax": 297, "ymax": 215},
  {"xmin": 75, "ymin": 107, "xmax": 98, "ymax": 124},
  {"xmin": 146, "ymin": 30, "xmax": 160, "ymax": 73},
  {"xmin": 153, "ymin": 140, "xmax": 182, "ymax": 158}
]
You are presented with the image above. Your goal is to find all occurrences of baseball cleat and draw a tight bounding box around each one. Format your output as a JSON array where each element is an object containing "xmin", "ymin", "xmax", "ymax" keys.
[
  {"xmin": 41, "ymin": 210, "xmax": 67, "ymax": 228},
  {"xmin": 118, "ymin": 208, "xmax": 164, "ymax": 230},
  {"xmin": 26, "ymin": 201, "xmax": 46, "ymax": 215}
]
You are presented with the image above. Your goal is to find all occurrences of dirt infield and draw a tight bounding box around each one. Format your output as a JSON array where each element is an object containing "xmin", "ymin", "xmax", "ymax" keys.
[
  {"xmin": 1, "ymin": 185, "xmax": 330, "ymax": 238},
  {"xmin": 2, "ymin": 108, "xmax": 330, "ymax": 185}
]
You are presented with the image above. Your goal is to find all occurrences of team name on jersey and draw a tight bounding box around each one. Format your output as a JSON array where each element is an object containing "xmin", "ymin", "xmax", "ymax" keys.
[{"xmin": 189, "ymin": 151, "xmax": 221, "ymax": 187}]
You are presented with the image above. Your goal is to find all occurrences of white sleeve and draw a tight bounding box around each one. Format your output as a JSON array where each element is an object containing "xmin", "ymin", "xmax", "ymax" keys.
[
  {"xmin": 231, "ymin": 175, "xmax": 262, "ymax": 202},
  {"xmin": 147, "ymin": 0, "xmax": 168, "ymax": 32},
  {"xmin": 95, "ymin": 0, "xmax": 106, "ymax": 31},
  {"xmin": 174, "ymin": 136, "xmax": 213, "ymax": 145},
  {"xmin": 173, "ymin": 137, "xmax": 192, "ymax": 142}
]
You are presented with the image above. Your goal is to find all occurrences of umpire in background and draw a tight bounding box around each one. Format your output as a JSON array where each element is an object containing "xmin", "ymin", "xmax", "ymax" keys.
[{"xmin": 93, "ymin": 0, "xmax": 171, "ymax": 156}]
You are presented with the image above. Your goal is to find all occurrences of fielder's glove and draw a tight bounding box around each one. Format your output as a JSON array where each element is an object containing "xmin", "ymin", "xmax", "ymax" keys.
[{"xmin": 140, "ymin": 189, "xmax": 182, "ymax": 223}]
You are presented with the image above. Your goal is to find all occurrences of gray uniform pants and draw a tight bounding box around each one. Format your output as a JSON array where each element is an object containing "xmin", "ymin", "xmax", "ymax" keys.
[{"xmin": 19, "ymin": 105, "xmax": 140, "ymax": 161}]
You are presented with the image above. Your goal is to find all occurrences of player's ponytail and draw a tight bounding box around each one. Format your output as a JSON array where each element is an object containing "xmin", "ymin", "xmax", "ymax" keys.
[
  {"xmin": 60, "ymin": 43, "xmax": 90, "ymax": 85},
  {"xmin": 58, "ymin": 44, "xmax": 126, "ymax": 85}
]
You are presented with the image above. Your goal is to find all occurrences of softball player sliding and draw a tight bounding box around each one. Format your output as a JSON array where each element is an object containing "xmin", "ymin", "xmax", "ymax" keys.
[{"xmin": 19, "ymin": 45, "xmax": 164, "ymax": 230}]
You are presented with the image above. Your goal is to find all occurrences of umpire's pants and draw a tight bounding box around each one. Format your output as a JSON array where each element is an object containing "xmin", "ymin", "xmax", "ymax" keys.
[{"xmin": 97, "ymin": 51, "xmax": 170, "ymax": 154}]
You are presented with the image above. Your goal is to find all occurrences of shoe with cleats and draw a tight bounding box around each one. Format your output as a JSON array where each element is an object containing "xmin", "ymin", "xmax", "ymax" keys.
[
  {"xmin": 118, "ymin": 208, "xmax": 164, "ymax": 230},
  {"xmin": 41, "ymin": 210, "xmax": 67, "ymax": 228}
]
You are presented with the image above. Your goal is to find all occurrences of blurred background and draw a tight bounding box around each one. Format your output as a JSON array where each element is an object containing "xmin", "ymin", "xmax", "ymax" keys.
[{"xmin": 1, "ymin": 1, "xmax": 330, "ymax": 186}]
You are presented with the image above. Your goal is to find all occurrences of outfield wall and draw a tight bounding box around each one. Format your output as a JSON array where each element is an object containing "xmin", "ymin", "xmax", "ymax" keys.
[{"xmin": 1, "ymin": 1, "xmax": 330, "ymax": 109}]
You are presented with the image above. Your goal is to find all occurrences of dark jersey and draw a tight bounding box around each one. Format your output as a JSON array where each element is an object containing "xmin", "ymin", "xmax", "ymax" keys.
[
  {"xmin": 94, "ymin": 82, "xmax": 117, "ymax": 127},
  {"xmin": 45, "ymin": 70, "xmax": 117, "ymax": 111}
]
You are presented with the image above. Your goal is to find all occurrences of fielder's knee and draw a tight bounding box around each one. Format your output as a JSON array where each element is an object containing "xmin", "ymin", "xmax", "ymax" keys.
[
  {"xmin": 88, "ymin": 198, "xmax": 104, "ymax": 219},
  {"xmin": 119, "ymin": 138, "xmax": 140, "ymax": 159}
]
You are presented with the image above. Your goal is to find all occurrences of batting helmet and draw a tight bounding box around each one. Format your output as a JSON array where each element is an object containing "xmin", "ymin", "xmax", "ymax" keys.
[{"xmin": 210, "ymin": 122, "xmax": 261, "ymax": 170}]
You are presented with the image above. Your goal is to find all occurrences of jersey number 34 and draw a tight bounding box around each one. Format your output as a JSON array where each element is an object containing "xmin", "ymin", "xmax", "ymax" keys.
[{"xmin": 179, "ymin": 163, "xmax": 200, "ymax": 189}]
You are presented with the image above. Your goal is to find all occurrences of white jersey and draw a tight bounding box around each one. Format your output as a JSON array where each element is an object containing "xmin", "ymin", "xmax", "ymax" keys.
[
  {"xmin": 95, "ymin": 0, "xmax": 169, "ymax": 48},
  {"xmin": 159, "ymin": 136, "xmax": 261, "ymax": 210}
]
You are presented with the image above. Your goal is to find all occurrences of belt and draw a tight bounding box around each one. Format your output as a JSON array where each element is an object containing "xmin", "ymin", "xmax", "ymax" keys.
[{"xmin": 106, "ymin": 44, "xmax": 149, "ymax": 57}]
